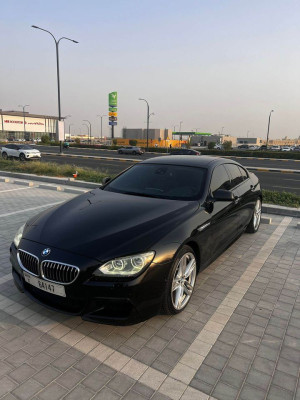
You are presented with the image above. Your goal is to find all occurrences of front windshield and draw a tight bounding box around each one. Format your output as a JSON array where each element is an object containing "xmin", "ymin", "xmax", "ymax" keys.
[
  {"xmin": 104, "ymin": 164, "xmax": 207, "ymax": 200},
  {"xmin": 18, "ymin": 145, "xmax": 34, "ymax": 150}
]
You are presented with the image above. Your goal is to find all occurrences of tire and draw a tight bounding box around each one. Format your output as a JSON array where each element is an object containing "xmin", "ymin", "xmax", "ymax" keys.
[
  {"xmin": 162, "ymin": 245, "xmax": 197, "ymax": 315},
  {"xmin": 118, "ymin": 150, "xmax": 123, "ymax": 154},
  {"xmin": 2, "ymin": 152, "xmax": 8, "ymax": 160},
  {"xmin": 132, "ymin": 151, "xmax": 137, "ymax": 155},
  {"xmin": 246, "ymin": 198, "xmax": 262, "ymax": 233},
  {"xmin": 19, "ymin": 153, "xmax": 26, "ymax": 162}
]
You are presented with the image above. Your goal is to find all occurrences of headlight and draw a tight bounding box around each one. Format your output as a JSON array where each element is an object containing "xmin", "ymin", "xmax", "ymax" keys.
[
  {"xmin": 13, "ymin": 224, "xmax": 25, "ymax": 248},
  {"xmin": 94, "ymin": 252, "xmax": 155, "ymax": 277}
]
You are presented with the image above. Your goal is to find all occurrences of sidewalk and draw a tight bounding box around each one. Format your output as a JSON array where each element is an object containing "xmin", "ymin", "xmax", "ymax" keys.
[{"xmin": 0, "ymin": 181, "xmax": 299, "ymax": 399}]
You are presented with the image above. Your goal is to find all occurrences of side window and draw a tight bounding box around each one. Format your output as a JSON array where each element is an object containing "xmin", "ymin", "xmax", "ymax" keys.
[
  {"xmin": 239, "ymin": 166, "xmax": 248, "ymax": 181},
  {"xmin": 5, "ymin": 145, "xmax": 12, "ymax": 149},
  {"xmin": 210, "ymin": 165, "xmax": 231, "ymax": 195},
  {"xmin": 225, "ymin": 164, "xmax": 244, "ymax": 188}
]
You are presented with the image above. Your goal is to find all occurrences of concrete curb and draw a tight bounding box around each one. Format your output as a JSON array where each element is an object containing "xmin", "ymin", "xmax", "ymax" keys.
[
  {"xmin": 262, "ymin": 204, "xmax": 300, "ymax": 218},
  {"xmin": 247, "ymin": 167, "xmax": 300, "ymax": 174},
  {"xmin": 42, "ymin": 152, "xmax": 141, "ymax": 163},
  {"xmin": 0, "ymin": 177, "xmax": 87, "ymax": 194},
  {"xmin": 0, "ymin": 170, "xmax": 99, "ymax": 189}
]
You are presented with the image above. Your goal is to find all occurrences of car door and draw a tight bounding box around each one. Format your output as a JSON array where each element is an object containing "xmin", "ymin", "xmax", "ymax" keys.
[
  {"xmin": 10, "ymin": 144, "xmax": 20, "ymax": 158},
  {"xmin": 6, "ymin": 144, "xmax": 16, "ymax": 157},
  {"xmin": 235, "ymin": 166, "xmax": 257, "ymax": 231},
  {"xmin": 224, "ymin": 164, "xmax": 249, "ymax": 233},
  {"xmin": 195, "ymin": 164, "xmax": 239, "ymax": 263}
]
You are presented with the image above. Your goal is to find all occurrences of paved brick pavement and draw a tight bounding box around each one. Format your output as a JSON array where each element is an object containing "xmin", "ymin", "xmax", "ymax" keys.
[{"xmin": 0, "ymin": 180, "xmax": 299, "ymax": 400}]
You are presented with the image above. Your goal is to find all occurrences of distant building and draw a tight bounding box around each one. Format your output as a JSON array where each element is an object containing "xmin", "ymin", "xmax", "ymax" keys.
[
  {"xmin": 237, "ymin": 137, "xmax": 263, "ymax": 146},
  {"xmin": 122, "ymin": 128, "xmax": 172, "ymax": 140},
  {"xmin": 190, "ymin": 134, "xmax": 237, "ymax": 147},
  {"xmin": 0, "ymin": 110, "xmax": 63, "ymax": 141}
]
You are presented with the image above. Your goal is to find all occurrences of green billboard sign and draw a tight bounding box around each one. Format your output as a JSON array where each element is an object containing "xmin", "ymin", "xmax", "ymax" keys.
[{"xmin": 109, "ymin": 92, "xmax": 117, "ymax": 107}]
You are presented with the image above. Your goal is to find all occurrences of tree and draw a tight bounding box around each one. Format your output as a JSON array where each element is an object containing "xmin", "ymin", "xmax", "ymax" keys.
[
  {"xmin": 74, "ymin": 137, "xmax": 80, "ymax": 145},
  {"xmin": 112, "ymin": 139, "xmax": 117, "ymax": 145},
  {"xmin": 41, "ymin": 135, "xmax": 50, "ymax": 144},
  {"xmin": 208, "ymin": 141, "xmax": 216, "ymax": 149},
  {"xmin": 129, "ymin": 139, "xmax": 137, "ymax": 146},
  {"xmin": 223, "ymin": 140, "xmax": 232, "ymax": 151}
]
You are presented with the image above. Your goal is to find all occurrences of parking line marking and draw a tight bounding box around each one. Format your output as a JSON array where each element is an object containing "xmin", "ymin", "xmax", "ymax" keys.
[
  {"xmin": 0, "ymin": 201, "xmax": 63, "ymax": 218},
  {"xmin": 0, "ymin": 187, "xmax": 33, "ymax": 194},
  {"xmin": 168, "ymin": 216, "xmax": 292, "ymax": 386}
]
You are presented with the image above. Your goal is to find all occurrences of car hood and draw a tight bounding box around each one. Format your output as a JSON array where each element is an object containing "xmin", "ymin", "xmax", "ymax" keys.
[{"xmin": 24, "ymin": 189, "xmax": 199, "ymax": 261}]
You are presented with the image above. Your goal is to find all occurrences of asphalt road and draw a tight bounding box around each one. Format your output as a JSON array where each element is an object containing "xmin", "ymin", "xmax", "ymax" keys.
[
  {"xmin": 37, "ymin": 145, "xmax": 300, "ymax": 170},
  {"xmin": 41, "ymin": 153, "xmax": 300, "ymax": 195}
]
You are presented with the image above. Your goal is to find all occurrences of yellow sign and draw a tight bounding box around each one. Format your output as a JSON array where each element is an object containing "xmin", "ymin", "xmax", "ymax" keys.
[{"xmin": 109, "ymin": 112, "xmax": 117, "ymax": 117}]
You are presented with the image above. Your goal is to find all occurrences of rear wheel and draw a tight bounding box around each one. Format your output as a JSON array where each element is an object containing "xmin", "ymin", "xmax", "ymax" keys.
[
  {"xmin": 246, "ymin": 198, "xmax": 262, "ymax": 233},
  {"xmin": 2, "ymin": 152, "xmax": 8, "ymax": 160},
  {"xmin": 162, "ymin": 245, "xmax": 197, "ymax": 314},
  {"xmin": 19, "ymin": 153, "xmax": 26, "ymax": 162}
]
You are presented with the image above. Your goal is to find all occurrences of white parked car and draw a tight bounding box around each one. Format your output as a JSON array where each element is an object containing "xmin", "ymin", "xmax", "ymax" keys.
[
  {"xmin": 1, "ymin": 144, "xmax": 41, "ymax": 161},
  {"xmin": 270, "ymin": 145, "xmax": 281, "ymax": 151},
  {"xmin": 281, "ymin": 146, "xmax": 291, "ymax": 152}
]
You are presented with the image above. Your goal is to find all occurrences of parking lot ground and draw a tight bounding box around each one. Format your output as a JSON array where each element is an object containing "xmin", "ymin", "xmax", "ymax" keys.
[{"xmin": 0, "ymin": 180, "xmax": 299, "ymax": 400}]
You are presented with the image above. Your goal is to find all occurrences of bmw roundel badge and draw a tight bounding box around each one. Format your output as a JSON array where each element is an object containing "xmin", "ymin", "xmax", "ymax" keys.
[{"xmin": 41, "ymin": 248, "xmax": 51, "ymax": 257}]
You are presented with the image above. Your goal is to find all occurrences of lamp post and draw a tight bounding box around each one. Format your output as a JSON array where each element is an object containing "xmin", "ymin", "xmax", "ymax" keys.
[
  {"xmin": 179, "ymin": 121, "xmax": 183, "ymax": 141},
  {"xmin": 68, "ymin": 124, "xmax": 74, "ymax": 141},
  {"xmin": 63, "ymin": 115, "xmax": 71, "ymax": 141},
  {"xmin": 266, "ymin": 110, "xmax": 274, "ymax": 149},
  {"xmin": 97, "ymin": 115, "xmax": 107, "ymax": 142},
  {"xmin": 139, "ymin": 98, "xmax": 150, "ymax": 152},
  {"xmin": 220, "ymin": 126, "xmax": 224, "ymax": 135},
  {"xmin": 83, "ymin": 120, "xmax": 92, "ymax": 144},
  {"xmin": 31, "ymin": 25, "xmax": 78, "ymax": 153},
  {"xmin": 0, "ymin": 109, "xmax": 4, "ymax": 134},
  {"xmin": 82, "ymin": 123, "xmax": 90, "ymax": 141},
  {"xmin": 18, "ymin": 104, "xmax": 29, "ymax": 140}
]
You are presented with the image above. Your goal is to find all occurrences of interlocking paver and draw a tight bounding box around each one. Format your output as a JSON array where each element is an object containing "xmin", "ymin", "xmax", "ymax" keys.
[{"xmin": 0, "ymin": 181, "xmax": 299, "ymax": 400}]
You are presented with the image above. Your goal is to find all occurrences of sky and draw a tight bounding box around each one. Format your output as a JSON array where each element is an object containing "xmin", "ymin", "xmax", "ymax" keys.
[{"xmin": 1, "ymin": 0, "xmax": 300, "ymax": 139}]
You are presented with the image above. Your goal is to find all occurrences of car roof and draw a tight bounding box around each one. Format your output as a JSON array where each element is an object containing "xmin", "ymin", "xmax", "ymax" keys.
[{"xmin": 141, "ymin": 155, "xmax": 238, "ymax": 168}]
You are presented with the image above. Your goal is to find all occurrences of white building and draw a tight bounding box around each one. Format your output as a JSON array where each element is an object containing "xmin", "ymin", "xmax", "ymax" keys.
[{"xmin": 0, "ymin": 111, "xmax": 64, "ymax": 141}]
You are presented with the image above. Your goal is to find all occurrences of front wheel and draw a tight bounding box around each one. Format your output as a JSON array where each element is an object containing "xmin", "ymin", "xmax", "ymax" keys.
[
  {"xmin": 19, "ymin": 153, "xmax": 26, "ymax": 162},
  {"xmin": 162, "ymin": 245, "xmax": 197, "ymax": 315},
  {"xmin": 246, "ymin": 198, "xmax": 262, "ymax": 233}
]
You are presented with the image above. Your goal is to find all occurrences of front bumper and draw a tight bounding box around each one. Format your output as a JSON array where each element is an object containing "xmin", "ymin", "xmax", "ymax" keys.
[
  {"xmin": 25, "ymin": 153, "xmax": 41, "ymax": 159},
  {"xmin": 10, "ymin": 241, "xmax": 171, "ymax": 325}
]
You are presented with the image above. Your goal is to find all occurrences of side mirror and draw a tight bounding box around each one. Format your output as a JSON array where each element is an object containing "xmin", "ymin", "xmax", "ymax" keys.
[
  {"xmin": 102, "ymin": 177, "xmax": 111, "ymax": 185},
  {"xmin": 213, "ymin": 189, "xmax": 234, "ymax": 201}
]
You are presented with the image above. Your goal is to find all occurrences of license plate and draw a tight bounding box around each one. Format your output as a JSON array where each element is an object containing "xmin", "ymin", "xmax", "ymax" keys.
[{"xmin": 23, "ymin": 271, "xmax": 66, "ymax": 297}]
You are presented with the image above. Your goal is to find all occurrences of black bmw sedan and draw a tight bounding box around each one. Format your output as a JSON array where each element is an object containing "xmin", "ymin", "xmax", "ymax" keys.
[{"xmin": 10, "ymin": 156, "xmax": 262, "ymax": 324}]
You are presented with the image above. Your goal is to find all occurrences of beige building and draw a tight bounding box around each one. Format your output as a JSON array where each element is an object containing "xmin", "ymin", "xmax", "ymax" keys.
[
  {"xmin": 122, "ymin": 128, "xmax": 172, "ymax": 141},
  {"xmin": 0, "ymin": 111, "xmax": 63, "ymax": 141}
]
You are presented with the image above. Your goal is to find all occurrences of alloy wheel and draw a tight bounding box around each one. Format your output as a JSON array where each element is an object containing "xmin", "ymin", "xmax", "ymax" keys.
[{"xmin": 171, "ymin": 252, "xmax": 196, "ymax": 310}]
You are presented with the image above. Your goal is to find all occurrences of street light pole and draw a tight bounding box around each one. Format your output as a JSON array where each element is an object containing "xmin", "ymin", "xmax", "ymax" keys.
[
  {"xmin": 139, "ymin": 98, "xmax": 150, "ymax": 152},
  {"xmin": 82, "ymin": 123, "xmax": 90, "ymax": 141},
  {"xmin": 31, "ymin": 25, "xmax": 78, "ymax": 153},
  {"xmin": 68, "ymin": 123, "xmax": 74, "ymax": 140},
  {"xmin": 220, "ymin": 126, "xmax": 224, "ymax": 135},
  {"xmin": 179, "ymin": 121, "xmax": 183, "ymax": 141},
  {"xmin": 266, "ymin": 110, "xmax": 274, "ymax": 148},
  {"xmin": 83, "ymin": 120, "xmax": 92, "ymax": 144},
  {"xmin": 18, "ymin": 104, "xmax": 29, "ymax": 140},
  {"xmin": 0, "ymin": 109, "xmax": 4, "ymax": 134},
  {"xmin": 97, "ymin": 115, "xmax": 107, "ymax": 142}
]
